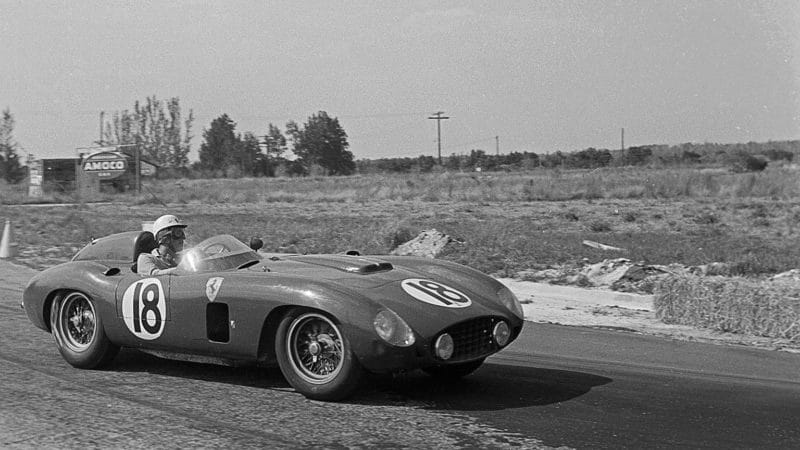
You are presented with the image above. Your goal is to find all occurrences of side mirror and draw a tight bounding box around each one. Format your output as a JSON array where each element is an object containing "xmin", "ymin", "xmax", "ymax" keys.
[{"xmin": 249, "ymin": 237, "xmax": 264, "ymax": 251}]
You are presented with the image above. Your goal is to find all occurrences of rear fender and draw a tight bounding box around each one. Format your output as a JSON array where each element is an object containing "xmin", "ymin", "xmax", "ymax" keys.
[{"xmin": 23, "ymin": 261, "xmax": 124, "ymax": 332}]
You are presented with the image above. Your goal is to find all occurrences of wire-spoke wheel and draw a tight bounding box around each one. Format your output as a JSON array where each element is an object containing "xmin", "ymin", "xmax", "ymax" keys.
[
  {"xmin": 276, "ymin": 309, "xmax": 362, "ymax": 401},
  {"xmin": 50, "ymin": 291, "xmax": 118, "ymax": 369}
]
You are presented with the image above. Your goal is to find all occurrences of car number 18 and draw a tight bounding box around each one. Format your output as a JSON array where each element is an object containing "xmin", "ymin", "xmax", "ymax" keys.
[
  {"xmin": 401, "ymin": 279, "xmax": 472, "ymax": 308},
  {"xmin": 121, "ymin": 278, "xmax": 167, "ymax": 339}
]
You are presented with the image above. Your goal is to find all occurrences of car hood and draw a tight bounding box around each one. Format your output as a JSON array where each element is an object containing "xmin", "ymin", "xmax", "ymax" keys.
[
  {"xmin": 255, "ymin": 254, "xmax": 513, "ymax": 333},
  {"xmin": 257, "ymin": 254, "xmax": 406, "ymax": 285}
]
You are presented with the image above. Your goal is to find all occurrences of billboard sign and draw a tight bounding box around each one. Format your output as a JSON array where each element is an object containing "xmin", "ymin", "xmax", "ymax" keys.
[
  {"xmin": 28, "ymin": 159, "xmax": 43, "ymax": 198},
  {"xmin": 140, "ymin": 160, "xmax": 157, "ymax": 176},
  {"xmin": 82, "ymin": 151, "xmax": 128, "ymax": 180}
]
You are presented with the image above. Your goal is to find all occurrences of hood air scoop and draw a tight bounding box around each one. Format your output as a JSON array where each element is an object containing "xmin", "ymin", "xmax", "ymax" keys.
[{"xmin": 290, "ymin": 255, "xmax": 394, "ymax": 275}]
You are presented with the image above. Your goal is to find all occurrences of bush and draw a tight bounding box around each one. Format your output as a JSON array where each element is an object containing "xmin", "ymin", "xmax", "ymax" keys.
[
  {"xmin": 730, "ymin": 152, "xmax": 768, "ymax": 173},
  {"xmin": 587, "ymin": 220, "xmax": 612, "ymax": 232},
  {"xmin": 693, "ymin": 212, "xmax": 718, "ymax": 225},
  {"xmin": 654, "ymin": 275, "xmax": 800, "ymax": 342}
]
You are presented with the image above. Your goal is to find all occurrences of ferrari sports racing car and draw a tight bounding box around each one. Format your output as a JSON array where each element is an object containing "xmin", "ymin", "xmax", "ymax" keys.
[{"xmin": 22, "ymin": 231, "xmax": 525, "ymax": 400}]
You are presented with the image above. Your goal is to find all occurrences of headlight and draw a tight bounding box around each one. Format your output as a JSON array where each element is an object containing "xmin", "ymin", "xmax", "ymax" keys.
[
  {"xmin": 434, "ymin": 333, "xmax": 454, "ymax": 360},
  {"xmin": 498, "ymin": 285, "xmax": 524, "ymax": 319},
  {"xmin": 493, "ymin": 321, "xmax": 510, "ymax": 347},
  {"xmin": 373, "ymin": 309, "xmax": 415, "ymax": 347}
]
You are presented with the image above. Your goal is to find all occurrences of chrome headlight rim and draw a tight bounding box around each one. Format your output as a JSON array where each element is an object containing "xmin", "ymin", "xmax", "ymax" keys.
[
  {"xmin": 493, "ymin": 320, "xmax": 511, "ymax": 347},
  {"xmin": 497, "ymin": 285, "xmax": 524, "ymax": 319},
  {"xmin": 434, "ymin": 333, "xmax": 454, "ymax": 360},
  {"xmin": 373, "ymin": 309, "xmax": 416, "ymax": 347}
]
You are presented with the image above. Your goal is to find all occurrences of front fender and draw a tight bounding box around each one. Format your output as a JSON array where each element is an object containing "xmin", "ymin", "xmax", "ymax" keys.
[{"xmin": 247, "ymin": 276, "xmax": 424, "ymax": 372}]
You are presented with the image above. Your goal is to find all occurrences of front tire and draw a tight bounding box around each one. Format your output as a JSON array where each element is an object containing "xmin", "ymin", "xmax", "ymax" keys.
[
  {"xmin": 50, "ymin": 291, "xmax": 119, "ymax": 369},
  {"xmin": 275, "ymin": 309, "xmax": 363, "ymax": 401}
]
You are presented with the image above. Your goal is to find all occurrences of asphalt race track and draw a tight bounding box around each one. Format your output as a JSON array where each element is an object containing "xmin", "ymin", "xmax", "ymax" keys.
[{"xmin": 1, "ymin": 262, "xmax": 799, "ymax": 448}]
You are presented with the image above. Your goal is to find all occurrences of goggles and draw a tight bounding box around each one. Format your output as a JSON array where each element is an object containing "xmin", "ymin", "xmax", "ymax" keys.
[{"xmin": 159, "ymin": 227, "xmax": 185, "ymax": 243}]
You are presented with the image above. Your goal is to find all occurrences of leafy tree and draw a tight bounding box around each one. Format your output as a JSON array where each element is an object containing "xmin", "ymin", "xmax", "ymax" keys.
[
  {"xmin": 165, "ymin": 98, "xmax": 193, "ymax": 169},
  {"xmin": 418, "ymin": 155, "xmax": 437, "ymax": 172},
  {"xmin": 264, "ymin": 123, "xmax": 287, "ymax": 159},
  {"xmin": 621, "ymin": 146, "xmax": 653, "ymax": 166},
  {"xmin": 0, "ymin": 108, "xmax": 24, "ymax": 184},
  {"xmin": 199, "ymin": 114, "xmax": 239, "ymax": 177},
  {"xmin": 288, "ymin": 111, "xmax": 354, "ymax": 175},
  {"xmin": 257, "ymin": 123, "xmax": 288, "ymax": 177},
  {"xmin": 764, "ymin": 148, "xmax": 793, "ymax": 162},
  {"xmin": 681, "ymin": 150, "xmax": 701, "ymax": 163},
  {"xmin": 104, "ymin": 96, "xmax": 193, "ymax": 170},
  {"xmin": 468, "ymin": 149, "xmax": 486, "ymax": 170},
  {"xmin": 541, "ymin": 151, "xmax": 564, "ymax": 168},
  {"xmin": 237, "ymin": 132, "xmax": 263, "ymax": 177},
  {"xmin": 566, "ymin": 148, "xmax": 612, "ymax": 169},
  {"xmin": 445, "ymin": 153, "xmax": 461, "ymax": 171},
  {"xmin": 729, "ymin": 151, "xmax": 768, "ymax": 173},
  {"xmin": 285, "ymin": 120, "xmax": 300, "ymax": 153}
]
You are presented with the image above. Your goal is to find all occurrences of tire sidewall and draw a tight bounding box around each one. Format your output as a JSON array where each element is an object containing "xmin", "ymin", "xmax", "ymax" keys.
[
  {"xmin": 50, "ymin": 291, "xmax": 118, "ymax": 369},
  {"xmin": 275, "ymin": 309, "xmax": 362, "ymax": 401}
]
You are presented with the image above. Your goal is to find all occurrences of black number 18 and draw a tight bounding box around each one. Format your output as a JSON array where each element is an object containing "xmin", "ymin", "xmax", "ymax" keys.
[
  {"xmin": 408, "ymin": 280, "xmax": 469, "ymax": 306},
  {"xmin": 132, "ymin": 282, "xmax": 162, "ymax": 334}
]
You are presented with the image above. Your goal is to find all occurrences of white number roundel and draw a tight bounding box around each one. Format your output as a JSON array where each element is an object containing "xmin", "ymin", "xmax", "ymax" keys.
[
  {"xmin": 401, "ymin": 279, "xmax": 472, "ymax": 308},
  {"xmin": 122, "ymin": 278, "xmax": 166, "ymax": 340}
]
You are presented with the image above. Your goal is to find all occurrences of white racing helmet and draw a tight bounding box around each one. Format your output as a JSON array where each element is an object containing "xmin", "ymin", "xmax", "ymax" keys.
[{"xmin": 152, "ymin": 214, "xmax": 187, "ymax": 241}]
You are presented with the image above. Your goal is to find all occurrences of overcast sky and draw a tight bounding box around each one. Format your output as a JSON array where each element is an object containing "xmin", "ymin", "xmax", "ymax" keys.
[{"xmin": 2, "ymin": 0, "xmax": 798, "ymax": 161}]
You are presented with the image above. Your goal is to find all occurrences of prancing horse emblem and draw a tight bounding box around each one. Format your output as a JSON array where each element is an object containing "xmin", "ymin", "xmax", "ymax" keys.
[{"xmin": 205, "ymin": 277, "xmax": 224, "ymax": 302}]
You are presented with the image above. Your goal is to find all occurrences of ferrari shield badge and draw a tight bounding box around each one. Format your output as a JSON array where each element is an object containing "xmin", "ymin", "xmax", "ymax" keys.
[
  {"xmin": 401, "ymin": 279, "xmax": 472, "ymax": 308},
  {"xmin": 206, "ymin": 277, "xmax": 224, "ymax": 302}
]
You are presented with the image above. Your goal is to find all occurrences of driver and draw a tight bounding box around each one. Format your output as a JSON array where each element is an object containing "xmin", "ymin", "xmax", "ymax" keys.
[{"xmin": 138, "ymin": 214, "xmax": 187, "ymax": 276}]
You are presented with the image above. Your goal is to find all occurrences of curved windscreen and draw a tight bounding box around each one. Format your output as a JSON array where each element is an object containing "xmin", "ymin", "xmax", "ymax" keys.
[{"xmin": 177, "ymin": 234, "xmax": 262, "ymax": 273}]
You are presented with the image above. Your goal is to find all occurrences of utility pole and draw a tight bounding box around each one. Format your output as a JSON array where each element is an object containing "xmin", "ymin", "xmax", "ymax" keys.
[
  {"xmin": 428, "ymin": 111, "xmax": 450, "ymax": 164},
  {"xmin": 99, "ymin": 111, "xmax": 105, "ymax": 146},
  {"xmin": 496, "ymin": 135, "xmax": 499, "ymax": 156},
  {"xmin": 621, "ymin": 128, "xmax": 625, "ymax": 151},
  {"xmin": 135, "ymin": 144, "xmax": 141, "ymax": 195}
]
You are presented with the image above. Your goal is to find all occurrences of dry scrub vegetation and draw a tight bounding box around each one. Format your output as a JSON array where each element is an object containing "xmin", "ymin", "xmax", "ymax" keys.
[
  {"xmin": 129, "ymin": 166, "xmax": 800, "ymax": 204},
  {"xmin": 3, "ymin": 167, "xmax": 800, "ymax": 341},
  {"xmin": 3, "ymin": 167, "xmax": 800, "ymax": 274},
  {"xmin": 5, "ymin": 165, "xmax": 800, "ymax": 205},
  {"xmin": 656, "ymin": 275, "xmax": 800, "ymax": 343}
]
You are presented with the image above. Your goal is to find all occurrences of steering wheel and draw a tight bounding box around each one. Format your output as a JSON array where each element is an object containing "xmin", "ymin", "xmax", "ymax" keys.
[{"xmin": 202, "ymin": 243, "xmax": 226, "ymax": 256}]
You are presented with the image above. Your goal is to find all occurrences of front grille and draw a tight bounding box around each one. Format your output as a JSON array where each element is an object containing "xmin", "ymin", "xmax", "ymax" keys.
[{"xmin": 441, "ymin": 317, "xmax": 500, "ymax": 361}]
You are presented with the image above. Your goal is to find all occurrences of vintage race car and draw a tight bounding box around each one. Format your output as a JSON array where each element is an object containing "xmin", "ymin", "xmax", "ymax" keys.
[{"xmin": 22, "ymin": 231, "xmax": 525, "ymax": 401}]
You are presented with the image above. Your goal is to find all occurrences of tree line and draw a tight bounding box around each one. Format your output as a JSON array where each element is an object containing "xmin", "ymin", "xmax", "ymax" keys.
[
  {"xmin": 101, "ymin": 96, "xmax": 355, "ymax": 178},
  {"xmin": 356, "ymin": 141, "xmax": 800, "ymax": 174},
  {"xmin": 2, "ymin": 96, "xmax": 799, "ymax": 184},
  {"xmin": 194, "ymin": 110, "xmax": 354, "ymax": 178},
  {"xmin": 1, "ymin": 96, "xmax": 356, "ymax": 183}
]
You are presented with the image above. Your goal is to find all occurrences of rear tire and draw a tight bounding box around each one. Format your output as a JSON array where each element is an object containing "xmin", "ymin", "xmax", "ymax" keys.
[
  {"xmin": 50, "ymin": 291, "xmax": 119, "ymax": 369},
  {"xmin": 275, "ymin": 309, "xmax": 363, "ymax": 401},
  {"xmin": 423, "ymin": 358, "xmax": 485, "ymax": 379}
]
